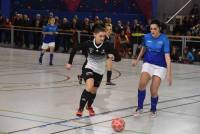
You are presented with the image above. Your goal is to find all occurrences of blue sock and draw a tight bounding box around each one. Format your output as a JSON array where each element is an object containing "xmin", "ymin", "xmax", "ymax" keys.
[
  {"xmin": 137, "ymin": 90, "xmax": 146, "ymax": 109},
  {"xmin": 151, "ymin": 96, "xmax": 159, "ymax": 112},
  {"xmin": 50, "ymin": 53, "xmax": 53, "ymax": 64}
]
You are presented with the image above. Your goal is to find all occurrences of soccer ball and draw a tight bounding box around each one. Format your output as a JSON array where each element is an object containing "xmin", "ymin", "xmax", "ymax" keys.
[{"xmin": 111, "ymin": 118, "xmax": 125, "ymax": 132}]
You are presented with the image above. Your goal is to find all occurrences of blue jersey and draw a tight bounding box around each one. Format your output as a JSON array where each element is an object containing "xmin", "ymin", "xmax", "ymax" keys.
[
  {"xmin": 43, "ymin": 24, "xmax": 58, "ymax": 43},
  {"xmin": 143, "ymin": 33, "xmax": 170, "ymax": 68}
]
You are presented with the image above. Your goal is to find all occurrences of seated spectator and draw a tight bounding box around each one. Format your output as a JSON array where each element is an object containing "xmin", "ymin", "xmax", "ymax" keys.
[
  {"xmin": 182, "ymin": 48, "xmax": 195, "ymax": 64},
  {"xmin": 171, "ymin": 45, "xmax": 181, "ymax": 62}
]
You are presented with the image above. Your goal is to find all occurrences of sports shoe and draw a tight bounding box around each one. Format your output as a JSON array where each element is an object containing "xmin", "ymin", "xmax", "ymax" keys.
[
  {"xmin": 86, "ymin": 106, "xmax": 95, "ymax": 116},
  {"xmin": 150, "ymin": 110, "xmax": 157, "ymax": 118},
  {"xmin": 106, "ymin": 81, "xmax": 116, "ymax": 86},
  {"xmin": 133, "ymin": 108, "xmax": 143, "ymax": 117},
  {"xmin": 49, "ymin": 62, "xmax": 53, "ymax": 66},
  {"xmin": 76, "ymin": 109, "xmax": 83, "ymax": 117}
]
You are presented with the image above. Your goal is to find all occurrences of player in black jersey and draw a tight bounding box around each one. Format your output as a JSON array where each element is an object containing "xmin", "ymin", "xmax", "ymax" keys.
[{"xmin": 65, "ymin": 24, "xmax": 121, "ymax": 117}]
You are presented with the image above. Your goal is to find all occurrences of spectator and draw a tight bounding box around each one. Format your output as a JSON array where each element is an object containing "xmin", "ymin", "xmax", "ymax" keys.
[
  {"xmin": 32, "ymin": 14, "xmax": 43, "ymax": 50},
  {"xmin": 0, "ymin": 15, "xmax": 4, "ymax": 43},
  {"xmin": 23, "ymin": 14, "xmax": 31, "ymax": 48},
  {"xmin": 3, "ymin": 18, "xmax": 11, "ymax": 44},
  {"xmin": 54, "ymin": 16, "xmax": 61, "ymax": 51},
  {"xmin": 182, "ymin": 48, "xmax": 194, "ymax": 64},
  {"xmin": 171, "ymin": 45, "xmax": 181, "ymax": 62},
  {"xmin": 60, "ymin": 17, "xmax": 71, "ymax": 53},
  {"xmin": 190, "ymin": 4, "xmax": 199, "ymax": 25},
  {"xmin": 13, "ymin": 14, "xmax": 24, "ymax": 48},
  {"xmin": 119, "ymin": 30, "xmax": 130, "ymax": 57}
]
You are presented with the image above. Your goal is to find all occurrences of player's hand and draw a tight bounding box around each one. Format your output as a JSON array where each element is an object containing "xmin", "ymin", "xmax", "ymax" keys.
[
  {"xmin": 167, "ymin": 74, "xmax": 172, "ymax": 86},
  {"xmin": 65, "ymin": 63, "xmax": 72, "ymax": 70},
  {"xmin": 132, "ymin": 59, "xmax": 139, "ymax": 67}
]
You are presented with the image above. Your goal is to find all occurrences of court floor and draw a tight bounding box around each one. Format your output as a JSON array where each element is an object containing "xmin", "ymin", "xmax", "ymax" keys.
[{"xmin": 0, "ymin": 47, "xmax": 199, "ymax": 134}]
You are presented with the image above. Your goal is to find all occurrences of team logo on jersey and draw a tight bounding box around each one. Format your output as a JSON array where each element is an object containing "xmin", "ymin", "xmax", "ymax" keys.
[
  {"xmin": 101, "ymin": 49, "xmax": 105, "ymax": 54},
  {"xmin": 158, "ymin": 41, "xmax": 163, "ymax": 45},
  {"xmin": 89, "ymin": 48, "xmax": 94, "ymax": 53}
]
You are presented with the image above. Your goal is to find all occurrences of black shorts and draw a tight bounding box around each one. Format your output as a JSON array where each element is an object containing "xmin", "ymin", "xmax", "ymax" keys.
[{"xmin": 82, "ymin": 68, "xmax": 103, "ymax": 87}]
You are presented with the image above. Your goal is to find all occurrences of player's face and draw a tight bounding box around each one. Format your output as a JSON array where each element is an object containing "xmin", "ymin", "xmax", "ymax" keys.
[
  {"xmin": 50, "ymin": 19, "xmax": 55, "ymax": 25},
  {"xmin": 150, "ymin": 24, "xmax": 160, "ymax": 38},
  {"xmin": 94, "ymin": 31, "xmax": 106, "ymax": 44}
]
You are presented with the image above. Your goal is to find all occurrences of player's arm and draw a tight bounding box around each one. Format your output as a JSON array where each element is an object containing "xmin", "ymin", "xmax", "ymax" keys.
[
  {"xmin": 164, "ymin": 37, "xmax": 172, "ymax": 86},
  {"xmin": 165, "ymin": 54, "xmax": 172, "ymax": 86},
  {"xmin": 65, "ymin": 42, "xmax": 87, "ymax": 69},
  {"xmin": 132, "ymin": 37, "xmax": 146, "ymax": 67}
]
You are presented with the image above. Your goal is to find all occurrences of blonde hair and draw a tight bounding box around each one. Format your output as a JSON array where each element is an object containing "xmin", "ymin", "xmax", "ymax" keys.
[{"xmin": 48, "ymin": 17, "xmax": 55, "ymax": 24}]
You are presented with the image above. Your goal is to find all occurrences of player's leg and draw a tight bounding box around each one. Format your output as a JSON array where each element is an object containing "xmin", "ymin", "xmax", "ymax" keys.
[
  {"xmin": 86, "ymin": 72, "xmax": 103, "ymax": 116},
  {"xmin": 76, "ymin": 69, "xmax": 97, "ymax": 117},
  {"xmin": 150, "ymin": 66, "xmax": 166, "ymax": 117},
  {"xmin": 150, "ymin": 76, "xmax": 161, "ymax": 117},
  {"xmin": 39, "ymin": 43, "xmax": 47, "ymax": 64},
  {"xmin": 133, "ymin": 72, "xmax": 151, "ymax": 116},
  {"xmin": 106, "ymin": 58, "xmax": 116, "ymax": 85}
]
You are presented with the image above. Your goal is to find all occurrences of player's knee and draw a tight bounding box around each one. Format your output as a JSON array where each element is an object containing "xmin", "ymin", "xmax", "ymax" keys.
[{"xmin": 139, "ymin": 82, "xmax": 147, "ymax": 89}]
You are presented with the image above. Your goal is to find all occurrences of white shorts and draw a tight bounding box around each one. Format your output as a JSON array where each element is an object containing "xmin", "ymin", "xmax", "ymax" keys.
[
  {"xmin": 141, "ymin": 63, "xmax": 167, "ymax": 80},
  {"xmin": 41, "ymin": 42, "xmax": 55, "ymax": 50}
]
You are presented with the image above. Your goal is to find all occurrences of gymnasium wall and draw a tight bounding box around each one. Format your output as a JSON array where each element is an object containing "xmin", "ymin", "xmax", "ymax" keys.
[{"xmin": 157, "ymin": 0, "xmax": 199, "ymax": 21}]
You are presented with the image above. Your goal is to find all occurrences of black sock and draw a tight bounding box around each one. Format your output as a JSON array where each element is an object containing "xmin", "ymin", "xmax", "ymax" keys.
[
  {"xmin": 107, "ymin": 71, "xmax": 112, "ymax": 82},
  {"xmin": 40, "ymin": 52, "xmax": 44, "ymax": 58},
  {"xmin": 79, "ymin": 89, "xmax": 90, "ymax": 111},
  {"xmin": 49, "ymin": 53, "xmax": 53, "ymax": 64},
  {"xmin": 87, "ymin": 93, "xmax": 96, "ymax": 108}
]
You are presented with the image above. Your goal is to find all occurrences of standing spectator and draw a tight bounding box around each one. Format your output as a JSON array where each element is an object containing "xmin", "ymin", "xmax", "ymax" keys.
[
  {"xmin": 54, "ymin": 16, "xmax": 61, "ymax": 51},
  {"xmin": 60, "ymin": 17, "xmax": 71, "ymax": 53},
  {"xmin": 3, "ymin": 18, "xmax": 11, "ymax": 44},
  {"xmin": 32, "ymin": 14, "xmax": 43, "ymax": 50},
  {"xmin": 0, "ymin": 15, "xmax": 4, "ymax": 43},
  {"xmin": 23, "ymin": 14, "xmax": 31, "ymax": 49},
  {"xmin": 81, "ymin": 17, "xmax": 91, "ymax": 42},
  {"xmin": 119, "ymin": 30, "xmax": 130, "ymax": 57},
  {"xmin": 71, "ymin": 18, "xmax": 79, "ymax": 47},
  {"xmin": 190, "ymin": 4, "xmax": 199, "ymax": 25},
  {"xmin": 131, "ymin": 19, "xmax": 144, "ymax": 58},
  {"xmin": 13, "ymin": 14, "xmax": 24, "ymax": 48}
]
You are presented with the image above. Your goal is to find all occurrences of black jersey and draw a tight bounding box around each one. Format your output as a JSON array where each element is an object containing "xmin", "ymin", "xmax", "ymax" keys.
[
  {"xmin": 105, "ymin": 35, "xmax": 114, "ymax": 49},
  {"xmin": 68, "ymin": 39, "xmax": 121, "ymax": 75}
]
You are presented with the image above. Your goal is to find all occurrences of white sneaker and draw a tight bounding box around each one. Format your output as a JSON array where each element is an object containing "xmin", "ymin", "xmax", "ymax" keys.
[
  {"xmin": 133, "ymin": 108, "xmax": 143, "ymax": 117},
  {"xmin": 150, "ymin": 111, "xmax": 157, "ymax": 118}
]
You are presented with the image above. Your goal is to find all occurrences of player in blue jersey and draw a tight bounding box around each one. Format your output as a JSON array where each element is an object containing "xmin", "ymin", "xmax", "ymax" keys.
[
  {"xmin": 39, "ymin": 17, "xmax": 58, "ymax": 65},
  {"xmin": 132, "ymin": 20, "xmax": 172, "ymax": 117}
]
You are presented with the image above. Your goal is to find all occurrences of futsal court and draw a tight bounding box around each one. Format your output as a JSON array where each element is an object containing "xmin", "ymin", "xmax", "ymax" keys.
[{"xmin": 0, "ymin": 47, "xmax": 199, "ymax": 134}]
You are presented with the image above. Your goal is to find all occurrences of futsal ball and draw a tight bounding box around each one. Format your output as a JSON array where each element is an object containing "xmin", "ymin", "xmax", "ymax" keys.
[{"xmin": 111, "ymin": 118, "xmax": 125, "ymax": 132}]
